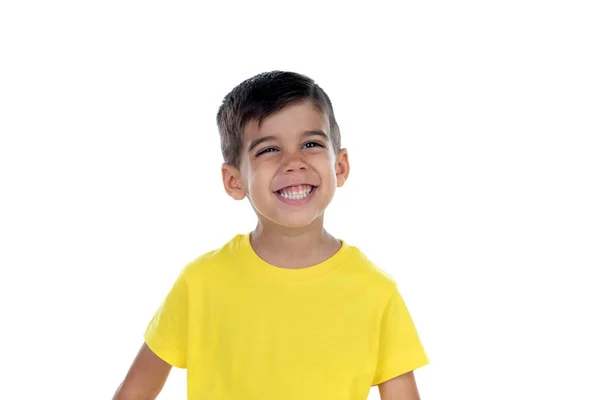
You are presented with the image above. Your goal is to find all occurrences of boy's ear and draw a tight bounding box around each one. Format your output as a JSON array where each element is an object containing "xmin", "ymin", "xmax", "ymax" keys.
[
  {"xmin": 221, "ymin": 163, "xmax": 246, "ymax": 200},
  {"xmin": 335, "ymin": 148, "xmax": 350, "ymax": 187}
]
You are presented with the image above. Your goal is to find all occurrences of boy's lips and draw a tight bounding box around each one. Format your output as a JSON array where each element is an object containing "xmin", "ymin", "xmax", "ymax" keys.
[
  {"xmin": 272, "ymin": 183, "xmax": 318, "ymax": 192},
  {"xmin": 273, "ymin": 184, "xmax": 318, "ymax": 205}
]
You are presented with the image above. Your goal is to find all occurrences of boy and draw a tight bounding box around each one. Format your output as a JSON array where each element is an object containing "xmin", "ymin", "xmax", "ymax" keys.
[{"xmin": 113, "ymin": 71, "xmax": 428, "ymax": 400}]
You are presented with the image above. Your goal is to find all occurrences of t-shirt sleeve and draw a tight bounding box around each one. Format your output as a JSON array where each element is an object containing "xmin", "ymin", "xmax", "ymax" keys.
[
  {"xmin": 371, "ymin": 283, "xmax": 429, "ymax": 386},
  {"xmin": 143, "ymin": 268, "xmax": 189, "ymax": 369}
]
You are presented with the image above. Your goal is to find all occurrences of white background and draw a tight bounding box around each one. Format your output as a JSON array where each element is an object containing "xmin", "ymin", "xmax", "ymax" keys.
[{"xmin": 1, "ymin": 1, "xmax": 599, "ymax": 399}]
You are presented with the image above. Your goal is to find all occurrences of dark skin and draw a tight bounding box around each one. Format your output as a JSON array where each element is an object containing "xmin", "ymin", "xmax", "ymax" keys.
[
  {"xmin": 378, "ymin": 371, "xmax": 422, "ymax": 400},
  {"xmin": 112, "ymin": 343, "xmax": 171, "ymax": 400},
  {"xmin": 221, "ymin": 101, "xmax": 350, "ymax": 270}
]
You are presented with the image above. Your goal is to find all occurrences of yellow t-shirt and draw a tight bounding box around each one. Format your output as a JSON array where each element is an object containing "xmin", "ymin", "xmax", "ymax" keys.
[{"xmin": 144, "ymin": 233, "xmax": 428, "ymax": 399}]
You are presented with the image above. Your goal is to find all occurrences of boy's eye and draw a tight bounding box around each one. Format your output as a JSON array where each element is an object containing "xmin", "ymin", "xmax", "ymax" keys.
[
  {"xmin": 303, "ymin": 141, "xmax": 324, "ymax": 149},
  {"xmin": 256, "ymin": 147, "xmax": 278, "ymax": 157}
]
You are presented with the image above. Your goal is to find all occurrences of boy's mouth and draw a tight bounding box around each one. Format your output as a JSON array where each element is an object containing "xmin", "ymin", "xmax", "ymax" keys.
[{"xmin": 274, "ymin": 184, "xmax": 316, "ymax": 201}]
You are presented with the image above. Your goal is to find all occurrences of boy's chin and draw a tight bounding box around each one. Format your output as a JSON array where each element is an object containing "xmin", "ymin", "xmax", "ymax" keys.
[
  {"xmin": 261, "ymin": 212, "xmax": 324, "ymax": 231},
  {"xmin": 277, "ymin": 220, "xmax": 318, "ymax": 230}
]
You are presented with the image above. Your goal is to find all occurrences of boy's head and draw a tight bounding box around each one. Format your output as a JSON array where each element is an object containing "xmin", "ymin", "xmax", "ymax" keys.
[
  {"xmin": 217, "ymin": 71, "xmax": 341, "ymax": 169},
  {"xmin": 217, "ymin": 71, "xmax": 350, "ymax": 229}
]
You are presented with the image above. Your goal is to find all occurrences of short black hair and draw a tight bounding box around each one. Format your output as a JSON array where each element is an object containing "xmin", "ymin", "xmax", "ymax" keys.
[{"xmin": 216, "ymin": 71, "xmax": 341, "ymax": 168}]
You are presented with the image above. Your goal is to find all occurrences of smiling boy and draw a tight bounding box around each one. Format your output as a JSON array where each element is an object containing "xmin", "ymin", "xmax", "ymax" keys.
[{"xmin": 113, "ymin": 71, "xmax": 428, "ymax": 400}]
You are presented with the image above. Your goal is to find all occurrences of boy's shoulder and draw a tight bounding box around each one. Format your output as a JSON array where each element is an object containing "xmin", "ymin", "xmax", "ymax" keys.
[
  {"xmin": 345, "ymin": 241, "xmax": 400, "ymax": 289},
  {"xmin": 176, "ymin": 233, "xmax": 244, "ymax": 278}
]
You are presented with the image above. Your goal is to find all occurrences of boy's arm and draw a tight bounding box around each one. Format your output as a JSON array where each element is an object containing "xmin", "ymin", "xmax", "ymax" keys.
[
  {"xmin": 112, "ymin": 343, "xmax": 172, "ymax": 400},
  {"xmin": 378, "ymin": 370, "xmax": 421, "ymax": 400}
]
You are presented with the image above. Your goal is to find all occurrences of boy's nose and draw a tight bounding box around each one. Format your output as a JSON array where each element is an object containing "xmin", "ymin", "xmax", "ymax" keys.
[{"xmin": 282, "ymin": 152, "xmax": 307, "ymax": 172}]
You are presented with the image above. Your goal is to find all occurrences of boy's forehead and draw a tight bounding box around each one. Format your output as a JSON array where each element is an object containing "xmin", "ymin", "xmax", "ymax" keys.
[{"xmin": 242, "ymin": 100, "xmax": 329, "ymax": 144}]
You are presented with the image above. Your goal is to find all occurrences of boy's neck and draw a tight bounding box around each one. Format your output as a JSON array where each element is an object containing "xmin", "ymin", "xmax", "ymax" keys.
[{"xmin": 250, "ymin": 218, "xmax": 342, "ymax": 269}]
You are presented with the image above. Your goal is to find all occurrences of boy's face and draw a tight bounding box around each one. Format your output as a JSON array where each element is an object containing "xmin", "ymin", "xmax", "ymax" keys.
[{"xmin": 222, "ymin": 100, "xmax": 350, "ymax": 229}]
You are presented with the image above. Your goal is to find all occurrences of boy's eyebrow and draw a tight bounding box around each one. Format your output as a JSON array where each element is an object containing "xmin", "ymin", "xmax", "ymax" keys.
[
  {"xmin": 304, "ymin": 130, "xmax": 329, "ymax": 141},
  {"xmin": 248, "ymin": 136, "xmax": 276, "ymax": 153},
  {"xmin": 248, "ymin": 130, "xmax": 330, "ymax": 153}
]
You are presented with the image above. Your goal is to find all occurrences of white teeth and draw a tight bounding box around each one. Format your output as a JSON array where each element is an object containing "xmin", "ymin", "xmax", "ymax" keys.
[{"xmin": 278, "ymin": 186, "xmax": 313, "ymax": 200}]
